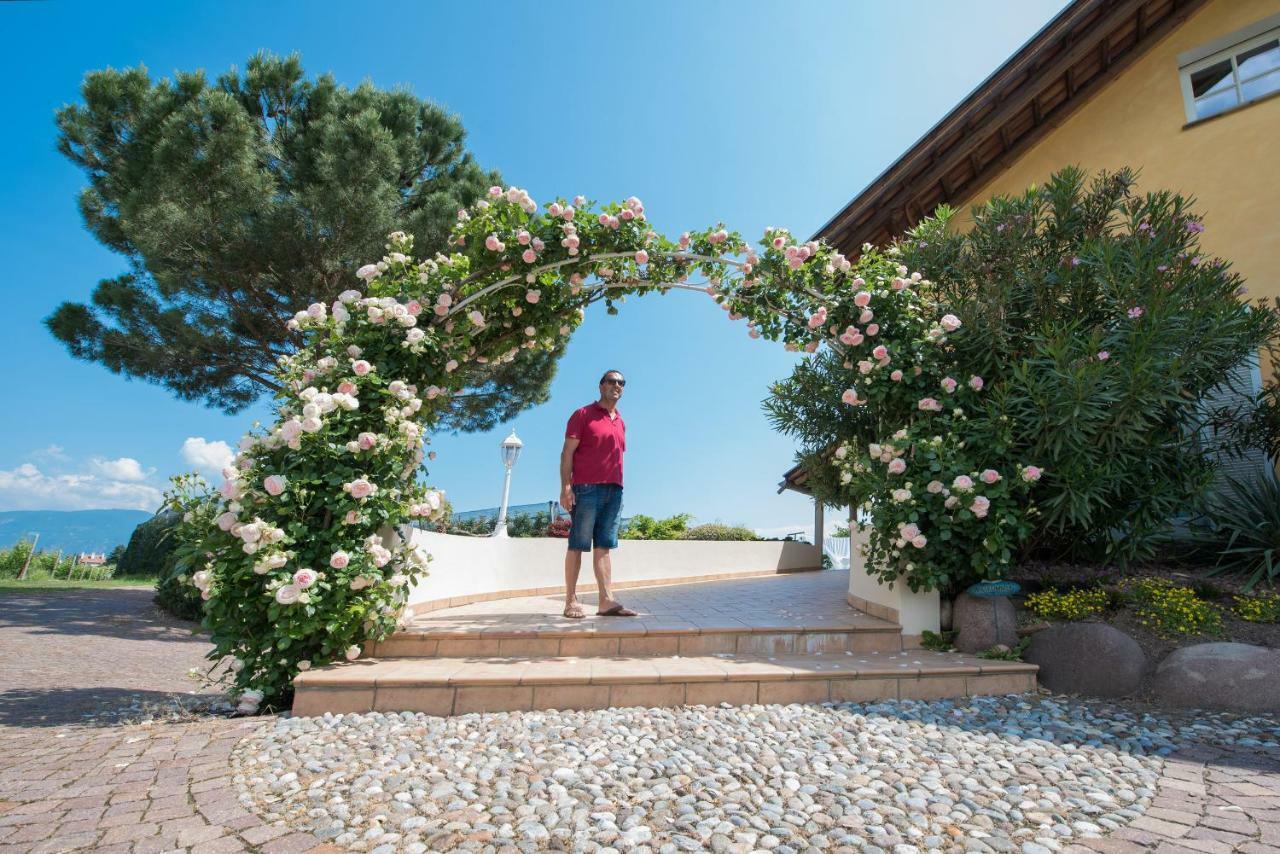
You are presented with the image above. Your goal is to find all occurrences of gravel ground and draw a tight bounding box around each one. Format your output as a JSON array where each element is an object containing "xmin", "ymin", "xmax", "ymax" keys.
[{"xmin": 233, "ymin": 695, "xmax": 1280, "ymax": 853}]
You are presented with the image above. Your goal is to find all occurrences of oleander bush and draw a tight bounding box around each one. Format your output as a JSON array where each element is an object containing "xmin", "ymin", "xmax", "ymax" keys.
[
  {"xmin": 770, "ymin": 167, "xmax": 1279, "ymax": 586},
  {"xmin": 899, "ymin": 167, "xmax": 1278, "ymax": 566}
]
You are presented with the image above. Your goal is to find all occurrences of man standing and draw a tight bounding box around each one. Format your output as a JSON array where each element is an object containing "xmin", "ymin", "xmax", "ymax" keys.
[{"xmin": 560, "ymin": 369, "xmax": 637, "ymax": 618}]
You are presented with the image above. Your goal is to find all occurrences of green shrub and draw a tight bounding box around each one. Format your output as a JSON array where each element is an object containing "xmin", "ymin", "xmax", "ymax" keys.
[
  {"xmin": 154, "ymin": 474, "xmax": 215, "ymax": 621},
  {"xmin": 920, "ymin": 630, "xmax": 955, "ymax": 652},
  {"xmin": 1190, "ymin": 474, "xmax": 1280, "ymax": 591},
  {"xmin": 895, "ymin": 168, "xmax": 1278, "ymax": 566},
  {"xmin": 620, "ymin": 513, "xmax": 691, "ymax": 540},
  {"xmin": 1234, "ymin": 592, "xmax": 1280, "ymax": 623},
  {"xmin": 679, "ymin": 523, "xmax": 759, "ymax": 541},
  {"xmin": 1025, "ymin": 587, "xmax": 1113, "ymax": 621},
  {"xmin": 0, "ymin": 544, "xmax": 80, "ymax": 579},
  {"xmin": 765, "ymin": 167, "xmax": 1277, "ymax": 591},
  {"xmin": 1126, "ymin": 578, "xmax": 1223, "ymax": 637},
  {"xmin": 118, "ymin": 511, "xmax": 182, "ymax": 576}
]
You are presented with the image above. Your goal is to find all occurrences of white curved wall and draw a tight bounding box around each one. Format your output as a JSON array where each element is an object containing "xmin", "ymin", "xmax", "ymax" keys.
[{"xmin": 403, "ymin": 529, "xmax": 821, "ymax": 608}]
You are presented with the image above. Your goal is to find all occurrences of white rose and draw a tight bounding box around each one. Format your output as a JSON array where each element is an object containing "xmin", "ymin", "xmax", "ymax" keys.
[{"xmin": 275, "ymin": 584, "xmax": 301, "ymax": 605}]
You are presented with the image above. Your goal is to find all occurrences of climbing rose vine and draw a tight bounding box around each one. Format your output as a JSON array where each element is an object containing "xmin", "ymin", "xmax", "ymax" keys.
[{"xmin": 182, "ymin": 186, "xmax": 1037, "ymax": 710}]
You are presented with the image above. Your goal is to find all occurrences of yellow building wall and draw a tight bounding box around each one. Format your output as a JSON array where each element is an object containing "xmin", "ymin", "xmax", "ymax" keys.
[{"xmin": 957, "ymin": 0, "xmax": 1280, "ymax": 316}]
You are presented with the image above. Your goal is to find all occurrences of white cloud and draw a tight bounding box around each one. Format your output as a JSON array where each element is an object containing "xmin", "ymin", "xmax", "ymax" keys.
[
  {"xmin": 30, "ymin": 444, "xmax": 69, "ymax": 463},
  {"xmin": 181, "ymin": 437, "xmax": 234, "ymax": 475},
  {"xmin": 0, "ymin": 461, "xmax": 163, "ymax": 511},
  {"xmin": 91, "ymin": 456, "xmax": 151, "ymax": 482}
]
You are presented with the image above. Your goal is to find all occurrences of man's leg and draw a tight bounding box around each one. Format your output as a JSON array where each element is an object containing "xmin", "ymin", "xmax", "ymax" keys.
[
  {"xmin": 564, "ymin": 549, "xmax": 585, "ymax": 614},
  {"xmin": 593, "ymin": 486, "xmax": 636, "ymax": 615},
  {"xmin": 563, "ymin": 487, "xmax": 596, "ymax": 618},
  {"xmin": 591, "ymin": 547, "xmax": 615, "ymax": 610}
]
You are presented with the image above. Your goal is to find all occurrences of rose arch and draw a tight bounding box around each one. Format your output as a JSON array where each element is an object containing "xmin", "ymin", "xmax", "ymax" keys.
[{"xmin": 183, "ymin": 186, "xmax": 1039, "ymax": 712}]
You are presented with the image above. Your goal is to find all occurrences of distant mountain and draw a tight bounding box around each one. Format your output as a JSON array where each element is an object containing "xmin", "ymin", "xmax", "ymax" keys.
[{"xmin": 0, "ymin": 509, "xmax": 153, "ymax": 554}]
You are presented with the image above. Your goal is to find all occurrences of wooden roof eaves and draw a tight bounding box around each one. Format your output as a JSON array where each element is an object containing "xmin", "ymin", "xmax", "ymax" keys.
[{"xmin": 812, "ymin": 0, "xmax": 1209, "ymax": 254}]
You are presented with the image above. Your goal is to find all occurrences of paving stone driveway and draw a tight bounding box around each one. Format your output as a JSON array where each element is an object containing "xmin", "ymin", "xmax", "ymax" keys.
[
  {"xmin": 0, "ymin": 588, "xmax": 1277, "ymax": 853},
  {"xmin": 0, "ymin": 589, "xmax": 328, "ymax": 853}
]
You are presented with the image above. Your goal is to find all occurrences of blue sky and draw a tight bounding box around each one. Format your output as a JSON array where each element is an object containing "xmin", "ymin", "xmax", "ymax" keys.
[{"xmin": 0, "ymin": 0, "xmax": 1066, "ymax": 537}]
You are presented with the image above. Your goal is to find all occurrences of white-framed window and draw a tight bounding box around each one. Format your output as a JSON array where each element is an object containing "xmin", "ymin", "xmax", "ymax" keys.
[{"xmin": 1178, "ymin": 14, "xmax": 1280, "ymax": 123}]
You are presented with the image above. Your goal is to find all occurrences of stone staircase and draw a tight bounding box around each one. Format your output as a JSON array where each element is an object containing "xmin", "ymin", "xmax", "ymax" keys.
[{"xmin": 292, "ymin": 606, "xmax": 1037, "ymax": 716}]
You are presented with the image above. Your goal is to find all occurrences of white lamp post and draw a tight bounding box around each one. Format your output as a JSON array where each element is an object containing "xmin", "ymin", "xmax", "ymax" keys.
[{"xmin": 493, "ymin": 428, "xmax": 523, "ymax": 537}]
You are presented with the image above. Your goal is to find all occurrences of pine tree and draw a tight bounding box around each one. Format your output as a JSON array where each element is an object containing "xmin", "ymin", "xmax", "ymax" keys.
[{"xmin": 47, "ymin": 52, "xmax": 558, "ymax": 429}]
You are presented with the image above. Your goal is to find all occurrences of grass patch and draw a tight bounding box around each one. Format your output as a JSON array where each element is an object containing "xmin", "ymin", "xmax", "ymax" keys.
[{"xmin": 0, "ymin": 575, "xmax": 158, "ymax": 593}]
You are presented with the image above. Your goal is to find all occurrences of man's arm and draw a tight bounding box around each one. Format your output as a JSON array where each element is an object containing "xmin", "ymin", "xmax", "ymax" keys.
[{"xmin": 560, "ymin": 436, "xmax": 580, "ymax": 511}]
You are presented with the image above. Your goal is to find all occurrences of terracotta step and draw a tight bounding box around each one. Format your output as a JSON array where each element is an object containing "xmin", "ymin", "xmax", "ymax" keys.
[
  {"xmin": 373, "ymin": 617, "xmax": 904, "ymax": 658},
  {"xmin": 292, "ymin": 651, "xmax": 1038, "ymax": 716}
]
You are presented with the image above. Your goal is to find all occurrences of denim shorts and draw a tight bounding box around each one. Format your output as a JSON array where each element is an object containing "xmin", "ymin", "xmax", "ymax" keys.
[{"xmin": 568, "ymin": 483, "xmax": 623, "ymax": 552}]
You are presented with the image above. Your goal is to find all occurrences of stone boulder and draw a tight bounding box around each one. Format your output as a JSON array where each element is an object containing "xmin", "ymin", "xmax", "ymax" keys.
[
  {"xmin": 1153, "ymin": 643, "xmax": 1280, "ymax": 713},
  {"xmin": 952, "ymin": 593, "xmax": 1019, "ymax": 653},
  {"xmin": 1023, "ymin": 623, "xmax": 1146, "ymax": 697}
]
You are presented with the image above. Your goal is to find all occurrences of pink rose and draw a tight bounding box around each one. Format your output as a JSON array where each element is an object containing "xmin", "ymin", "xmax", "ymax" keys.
[
  {"xmin": 887, "ymin": 459, "xmax": 906, "ymax": 475},
  {"xmin": 890, "ymin": 370, "xmax": 903, "ymax": 382},
  {"xmin": 526, "ymin": 290, "xmax": 540, "ymax": 304},
  {"xmin": 352, "ymin": 360, "xmax": 371, "ymax": 376},
  {"xmin": 970, "ymin": 496, "xmax": 991, "ymax": 518},
  {"xmin": 1021, "ymin": 465, "xmax": 1043, "ymax": 483},
  {"xmin": 941, "ymin": 377, "xmax": 958, "ymax": 394},
  {"xmin": 275, "ymin": 584, "xmax": 301, "ymax": 605},
  {"xmin": 406, "ymin": 300, "xmax": 422, "ymax": 316},
  {"xmin": 940, "ymin": 314, "xmax": 962, "ymax": 332},
  {"xmin": 952, "ymin": 475, "xmax": 974, "ymax": 492},
  {"xmin": 522, "ymin": 249, "xmax": 537, "ymax": 264},
  {"xmin": 634, "ymin": 250, "xmax": 649, "ymax": 264},
  {"xmin": 926, "ymin": 480, "xmax": 944, "ymax": 494},
  {"xmin": 854, "ymin": 292, "xmax": 871, "ymax": 307},
  {"xmin": 866, "ymin": 324, "xmax": 879, "ymax": 336},
  {"xmin": 357, "ymin": 432, "xmax": 378, "ymax": 451},
  {"xmin": 329, "ymin": 551, "xmax": 350, "ymax": 569},
  {"xmin": 343, "ymin": 510, "xmax": 360, "ymax": 524},
  {"xmin": 872, "ymin": 345, "xmax": 888, "ymax": 360},
  {"xmin": 337, "ymin": 381, "xmax": 357, "ymax": 396},
  {"xmin": 969, "ymin": 376, "xmax": 984, "ymax": 391},
  {"xmin": 980, "ymin": 469, "xmax": 1000, "ymax": 484},
  {"xmin": 911, "ymin": 535, "xmax": 927, "ymax": 549},
  {"xmin": 840, "ymin": 389, "xmax": 862, "ymax": 406},
  {"xmin": 918, "ymin": 398, "xmax": 942, "ymax": 412},
  {"xmin": 517, "ymin": 230, "xmax": 531, "ymax": 245},
  {"xmin": 345, "ymin": 478, "xmax": 376, "ymax": 500},
  {"xmin": 293, "ymin": 568, "xmax": 317, "ymax": 589},
  {"xmin": 263, "ymin": 475, "xmax": 287, "ymax": 496},
  {"xmin": 1097, "ymin": 350, "xmax": 1110, "ymax": 361},
  {"xmin": 484, "ymin": 234, "xmax": 503, "ymax": 252}
]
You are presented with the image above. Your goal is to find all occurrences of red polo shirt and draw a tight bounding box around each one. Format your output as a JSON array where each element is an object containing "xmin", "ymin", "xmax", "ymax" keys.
[{"xmin": 566, "ymin": 402, "xmax": 626, "ymax": 486}]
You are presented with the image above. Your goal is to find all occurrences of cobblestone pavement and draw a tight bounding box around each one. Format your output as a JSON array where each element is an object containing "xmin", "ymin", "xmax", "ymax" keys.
[
  {"xmin": 0, "ymin": 588, "xmax": 1278, "ymax": 852},
  {"xmin": 0, "ymin": 589, "xmax": 330, "ymax": 853}
]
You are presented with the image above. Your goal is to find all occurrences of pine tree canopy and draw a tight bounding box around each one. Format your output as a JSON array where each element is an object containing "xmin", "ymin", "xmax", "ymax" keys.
[{"xmin": 46, "ymin": 52, "xmax": 558, "ymax": 429}]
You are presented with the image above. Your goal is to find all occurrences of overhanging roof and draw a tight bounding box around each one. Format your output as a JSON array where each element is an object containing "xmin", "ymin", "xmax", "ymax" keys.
[{"xmin": 813, "ymin": 0, "xmax": 1209, "ymax": 256}]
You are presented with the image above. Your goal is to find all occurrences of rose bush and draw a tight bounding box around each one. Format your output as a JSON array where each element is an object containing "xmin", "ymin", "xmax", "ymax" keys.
[{"xmin": 184, "ymin": 186, "xmax": 1017, "ymax": 710}]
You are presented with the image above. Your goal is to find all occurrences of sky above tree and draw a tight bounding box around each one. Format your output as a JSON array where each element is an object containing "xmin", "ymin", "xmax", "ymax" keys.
[{"xmin": 0, "ymin": 0, "xmax": 1067, "ymax": 537}]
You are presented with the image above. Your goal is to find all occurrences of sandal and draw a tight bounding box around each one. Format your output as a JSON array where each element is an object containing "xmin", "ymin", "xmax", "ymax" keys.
[
  {"xmin": 597, "ymin": 603, "xmax": 639, "ymax": 617},
  {"xmin": 563, "ymin": 601, "xmax": 586, "ymax": 619}
]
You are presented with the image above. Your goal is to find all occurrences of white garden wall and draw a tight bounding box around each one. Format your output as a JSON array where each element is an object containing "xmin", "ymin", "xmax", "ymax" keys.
[
  {"xmin": 403, "ymin": 529, "xmax": 821, "ymax": 610},
  {"xmin": 845, "ymin": 526, "xmax": 940, "ymax": 637}
]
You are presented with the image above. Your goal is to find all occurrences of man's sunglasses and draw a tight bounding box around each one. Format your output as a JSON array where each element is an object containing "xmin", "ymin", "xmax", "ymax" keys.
[{"xmin": 601, "ymin": 378, "xmax": 626, "ymax": 387}]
